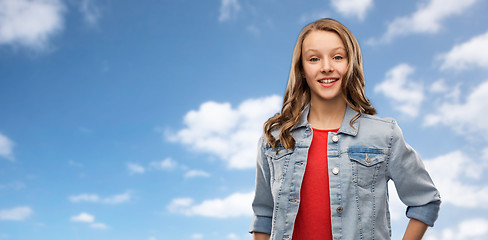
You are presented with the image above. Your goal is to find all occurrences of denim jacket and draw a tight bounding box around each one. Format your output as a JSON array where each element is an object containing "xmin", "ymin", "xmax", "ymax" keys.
[{"xmin": 250, "ymin": 105, "xmax": 441, "ymax": 240}]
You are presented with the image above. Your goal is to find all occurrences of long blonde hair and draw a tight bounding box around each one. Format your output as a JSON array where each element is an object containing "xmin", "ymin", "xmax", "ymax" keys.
[{"xmin": 264, "ymin": 18, "xmax": 376, "ymax": 150}]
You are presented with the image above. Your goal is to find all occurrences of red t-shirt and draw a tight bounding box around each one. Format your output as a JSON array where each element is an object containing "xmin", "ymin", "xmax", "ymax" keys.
[{"xmin": 292, "ymin": 128, "xmax": 338, "ymax": 240}]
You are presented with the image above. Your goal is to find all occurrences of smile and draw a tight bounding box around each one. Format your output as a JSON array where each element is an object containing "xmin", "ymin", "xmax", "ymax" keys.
[{"xmin": 318, "ymin": 78, "xmax": 338, "ymax": 84}]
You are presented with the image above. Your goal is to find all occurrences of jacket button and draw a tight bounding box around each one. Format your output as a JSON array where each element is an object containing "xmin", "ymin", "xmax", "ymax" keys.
[
  {"xmin": 365, "ymin": 155, "xmax": 371, "ymax": 163},
  {"xmin": 332, "ymin": 168, "xmax": 339, "ymax": 175},
  {"xmin": 337, "ymin": 206, "xmax": 343, "ymax": 213},
  {"xmin": 332, "ymin": 135, "xmax": 339, "ymax": 142}
]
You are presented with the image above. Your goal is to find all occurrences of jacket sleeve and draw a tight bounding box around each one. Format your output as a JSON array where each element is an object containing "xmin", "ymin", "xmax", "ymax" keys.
[
  {"xmin": 249, "ymin": 136, "xmax": 274, "ymax": 234},
  {"xmin": 387, "ymin": 121, "xmax": 441, "ymax": 227}
]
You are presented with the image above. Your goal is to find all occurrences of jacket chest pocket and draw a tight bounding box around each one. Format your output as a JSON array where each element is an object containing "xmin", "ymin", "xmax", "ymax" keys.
[
  {"xmin": 348, "ymin": 149, "xmax": 386, "ymax": 188},
  {"xmin": 265, "ymin": 148, "xmax": 293, "ymax": 181}
]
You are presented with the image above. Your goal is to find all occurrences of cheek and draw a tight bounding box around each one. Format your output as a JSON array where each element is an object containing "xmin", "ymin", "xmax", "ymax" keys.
[
  {"xmin": 305, "ymin": 76, "xmax": 314, "ymax": 87},
  {"xmin": 339, "ymin": 62, "xmax": 349, "ymax": 75},
  {"xmin": 303, "ymin": 64, "xmax": 317, "ymax": 78}
]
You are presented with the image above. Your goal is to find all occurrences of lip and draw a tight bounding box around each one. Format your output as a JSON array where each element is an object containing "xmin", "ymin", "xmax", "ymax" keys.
[
  {"xmin": 318, "ymin": 77, "xmax": 338, "ymax": 81},
  {"xmin": 317, "ymin": 77, "xmax": 339, "ymax": 87}
]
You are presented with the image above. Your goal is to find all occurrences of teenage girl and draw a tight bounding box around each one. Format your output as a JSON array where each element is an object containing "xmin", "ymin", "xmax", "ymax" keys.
[{"xmin": 250, "ymin": 18, "xmax": 440, "ymax": 240}]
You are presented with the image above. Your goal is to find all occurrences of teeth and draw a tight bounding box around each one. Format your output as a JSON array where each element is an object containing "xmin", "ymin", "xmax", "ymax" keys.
[{"xmin": 319, "ymin": 79, "xmax": 337, "ymax": 83}]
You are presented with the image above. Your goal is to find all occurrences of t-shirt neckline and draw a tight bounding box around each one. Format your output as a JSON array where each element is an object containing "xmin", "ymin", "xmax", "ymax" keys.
[{"xmin": 312, "ymin": 127, "xmax": 340, "ymax": 133}]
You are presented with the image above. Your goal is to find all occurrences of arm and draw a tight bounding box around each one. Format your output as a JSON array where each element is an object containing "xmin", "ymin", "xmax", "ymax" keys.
[
  {"xmin": 387, "ymin": 121, "xmax": 441, "ymax": 228},
  {"xmin": 249, "ymin": 137, "xmax": 274, "ymax": 235},
  {"xmin": 253, "ymin": 232, "xmax": 271, "ymax": 240},
  {"xmin": 402, "ymin": 218, "xmax": 428, "ymax": 240}
]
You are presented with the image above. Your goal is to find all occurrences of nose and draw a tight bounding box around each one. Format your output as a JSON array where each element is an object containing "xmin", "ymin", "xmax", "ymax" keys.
[{"xmin": 321, "ymin": 59, "xmax": 334, "ymax": 72}]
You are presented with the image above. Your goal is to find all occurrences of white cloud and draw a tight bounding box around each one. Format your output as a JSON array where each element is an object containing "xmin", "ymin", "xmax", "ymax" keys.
[
  {"xmin": 424, "ymin": 80, "xmax": 488, "ymax": 137},
  {"xmin": 70, "ymin": 212, "xmax": 94, "ymax": 223},
  {"xmin": 0, "ymin": 181, "xmax": 25, "ymax": 190},
  {"xmin": 69, "ymin": 191, "xmax": 132, "ymax": 204},
  {"xmin": 102, "ymin": 191, "xmax": 131, "ymax": 204},
  {"xmin": 227, "ymin": 233, "xmax": 238, "ymax": 239},
  {"xmin": 147, "ymin": 158, "xmax": 212, "ymax": 178},
  {"xmin": 168, "ymin": 192, "xmax": 253, "ymax": 218},
  {"xmin": 225, "ymin": 233, "xmax": 250, "ymax": 240},
  {"xmin": 426, "ymin": 218, "xmax": 488, "ymax": 240},
  {"xmin": 68, "ymin": 160, "xmax": 83, "ymax": 168},
  {"xmin": 0, "ymin": 132, "xmax": 14, "ymax": 161},
  {"xmin": 184, "ymin": 170, "xmax": 210, "ymax": 178},
  {"xmin": 70, "ymin": 212, "xmax": 108, "ymax": 230},
  {"xmin": 331, "ymin": 0, "xmax": 373, "ymax": 21},
  {"xmin": 370, "ymin": 0, "xmax": 478, "ymax": 43},
  {"xmin": 374, "ymin": 64, "xmax": 424, "ymax": 117},
  {"xmin": 191, "ymin": 233, "xmax": 203, "ymax": 239},
  {"xmin": 90, "ymin": 222, "xmax": 108, "ymax": 229},
  {"xmin": 148, "ymin": 237, "xmax": 157, "ymax": 240},
  {"xmin": 246, "ymin": 25, "xmax": 260, "ymax": 36},
  {"xmin": 218, "ymin": 0, "xmax": 240, "ymax": 22},
  {"xmin": 150, "ymin": 158, "xmax": 177, "ymax": 171},
  {"xmin": 0, "ymin": 0, "xmax": 65, "ymax": 50},
  {"xmin": 0, "ymin": 206, "xmax": 32, "ymax": 221},
  {"xmin": 387, "ymin": 150, "xmax": 488, "ymax": 224},
  {"xmin": 429, "ymin": 78, "xmax": 448, "ymax": 93},
  {"xmin": 423, "ymin": 151, "xmax": 488, "ymax": 208},
  {"xmin": 483, "ymin": 147, "xmax": 488, "ymax": 161},
  {"xmin": 69, "ymin": 194, "xmax": 99, "ymax": 203},
  {"xmin": 168, "ymin": 198, "xmax": 193, "ymax": 209},
  {"xmin": 386, "ymin": 182, "xmax": 405, "ymax": 221},
  {"xmin": 79, "ymin": 0, "xmax": 100, "ymax": 26},
  {"xmin": 439, "ymin": 31, "xmax": 488, "ymax": 71},
  {"xmin": 127, "ymin": 163, "xmax": 145, "ymax": 174},
  {"xmin": 167, "ymin": 95, "xmax": 281, "ymax": 169},
  {"xmin": 428, "ymin": 78, "xmax": 463, "ymax": 114}
]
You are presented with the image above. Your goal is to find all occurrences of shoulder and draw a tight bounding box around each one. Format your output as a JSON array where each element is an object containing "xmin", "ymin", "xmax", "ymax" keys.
[
  {"xmin": 359, "ymin": 113, "xmax": 396, "ymax": 125},
  {"xmin": 269, "ymin": 127, "xmax": 281, "ymax": 140},
  {"xmin": 260, "ymin": 127, "xmax": 281, "ymax": 149},
  {"xmin": 356, "ymin": 113, "xmax": 403, "ymax": 139}
]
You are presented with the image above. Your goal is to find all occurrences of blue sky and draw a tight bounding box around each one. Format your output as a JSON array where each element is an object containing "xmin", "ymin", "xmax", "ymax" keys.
[{"xmin": 1, "ymin": 0, "xmax": 488, "ymax": 239}]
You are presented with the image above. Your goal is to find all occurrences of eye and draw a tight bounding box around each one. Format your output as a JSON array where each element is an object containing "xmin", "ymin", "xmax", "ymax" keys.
[
  {"xmin": 309, "ymin": 57, "xmax": 319, "ymax": 62},
  {"xmin": 333, "ymin": 55, "xmax": 343, "ymax": 61}
]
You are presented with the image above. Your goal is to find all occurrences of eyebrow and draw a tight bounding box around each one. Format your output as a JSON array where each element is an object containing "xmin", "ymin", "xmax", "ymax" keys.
[{"xmin": 303, "ymin": 47, "xmax": 346, "ymax": 53}]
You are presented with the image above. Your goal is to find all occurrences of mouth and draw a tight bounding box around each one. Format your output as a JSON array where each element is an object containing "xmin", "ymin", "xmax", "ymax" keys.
[{"xmin": 317, "ymin": 78, "xmax": 339, "ymax": 84}]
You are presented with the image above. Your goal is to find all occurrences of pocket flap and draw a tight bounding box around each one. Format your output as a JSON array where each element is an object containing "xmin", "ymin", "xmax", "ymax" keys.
[
  {"xmin": 265, "ymin": 148, "xmax": 293, "ymax": 160},
  {"xmin": 349, "ymin": 152, "xmax": 385, "ymax": 167}
]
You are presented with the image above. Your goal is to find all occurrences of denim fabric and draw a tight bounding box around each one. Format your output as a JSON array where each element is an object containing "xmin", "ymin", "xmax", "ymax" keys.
[{"xmin": 250, "ymin": 105, "xmax": 441, "ymax": 240}]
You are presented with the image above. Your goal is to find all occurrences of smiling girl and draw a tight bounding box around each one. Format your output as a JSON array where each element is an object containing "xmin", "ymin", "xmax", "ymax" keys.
[{"xmin": 249, "ymin": 18, "xmax": 440, "ymax": 240}]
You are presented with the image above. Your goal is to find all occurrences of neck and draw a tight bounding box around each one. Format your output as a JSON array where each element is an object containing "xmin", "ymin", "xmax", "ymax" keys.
[{"xmin": 307, "ymin": 97, "xmax": 347, "ymax": 130}]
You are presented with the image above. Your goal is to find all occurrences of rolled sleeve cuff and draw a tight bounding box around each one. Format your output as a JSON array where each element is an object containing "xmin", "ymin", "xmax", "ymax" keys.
[
  {"xmin": 249, "ymin": 215, "xmax": 272, "ymax": 234},
  {"xmin": 406, "ymin": 200, "xmax": 441, "ymax": 227}
]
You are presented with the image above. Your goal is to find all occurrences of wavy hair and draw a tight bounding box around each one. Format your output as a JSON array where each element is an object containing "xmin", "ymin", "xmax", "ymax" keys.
[{"xmin": 264, "ymin": 18, "xmax": 376, "ymax": 150}]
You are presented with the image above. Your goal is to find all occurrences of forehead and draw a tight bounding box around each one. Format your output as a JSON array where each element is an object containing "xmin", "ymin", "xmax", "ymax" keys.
[{"xmin": 302, "ymin": 30, "xmax": 345, "ymax": 51}]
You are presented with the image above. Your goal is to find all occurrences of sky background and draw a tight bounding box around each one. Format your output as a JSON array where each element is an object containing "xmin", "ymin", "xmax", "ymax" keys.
[{"xmin": 1, "ymin": 0, "xmax": 488, "ymax": 239}]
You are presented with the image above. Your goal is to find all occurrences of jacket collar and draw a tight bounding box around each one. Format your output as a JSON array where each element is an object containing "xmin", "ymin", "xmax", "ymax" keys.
[
  {"xmin": 339, "ymin": 105, "xmax": 359, "ymax": 136},
  {"xmin": 294, "ymin": 103, "xmax": 359, "ymax": 136}
]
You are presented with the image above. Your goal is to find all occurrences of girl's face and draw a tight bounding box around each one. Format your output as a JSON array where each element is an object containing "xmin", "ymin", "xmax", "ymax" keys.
[{"xmin": 301, "ymin": 30, "xmax": 348, "ymax": 104}]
